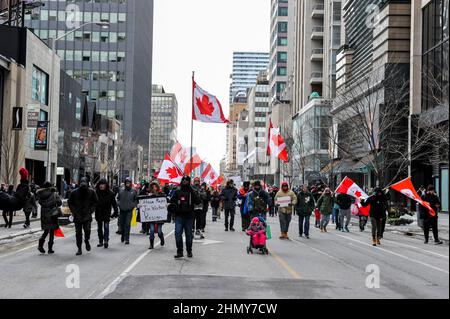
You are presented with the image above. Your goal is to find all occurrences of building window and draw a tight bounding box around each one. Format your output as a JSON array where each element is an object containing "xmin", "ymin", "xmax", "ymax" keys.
[
  {"xmin": 277, "ymin": 51, "xmax": 288, "ymax": 63},
  {"xmin": 32, "ymin": 66, "xmax": 49, "ymax": 106},
  {"xmin": 277, "ymin": 66, "xmax": 287, "ymax": 76},
  {"xmin": 278, "ymin": 37, "xmax": 288, "ymax": 46},
  {"xmin": 278, "ymin": 22, "xmax": 288, "ymax": 33},
  {"xmin": 278, "ymin": 7, "xmax": 288, "ymax": 16}
]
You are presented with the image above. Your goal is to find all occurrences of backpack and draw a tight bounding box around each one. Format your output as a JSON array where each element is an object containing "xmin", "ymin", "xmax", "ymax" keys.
[{"xmin": 253, "ymin": 194, "xmax": 266, "ymax": 214}]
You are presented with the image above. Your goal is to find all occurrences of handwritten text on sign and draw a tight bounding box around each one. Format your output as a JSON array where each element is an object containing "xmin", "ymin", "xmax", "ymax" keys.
[{"xmin": 139, "ymin": 196, "xmax": 168, "ymax": 223}]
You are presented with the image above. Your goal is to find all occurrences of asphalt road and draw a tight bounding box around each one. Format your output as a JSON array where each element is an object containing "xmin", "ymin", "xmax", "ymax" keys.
[{"xmin": 0, "ymin": 211, "xmax": 448, "ymax": 299}]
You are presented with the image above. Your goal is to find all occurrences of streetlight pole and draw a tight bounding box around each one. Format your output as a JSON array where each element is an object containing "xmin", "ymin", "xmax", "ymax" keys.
[{"xmin": 46, "ymin": 22, "xmax": 109, "ymax": 182}]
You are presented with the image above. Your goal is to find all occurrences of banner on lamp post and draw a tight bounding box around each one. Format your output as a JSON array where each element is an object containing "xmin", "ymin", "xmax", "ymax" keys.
[{"xmin": 34, "ymin": 121, "xmax": 48, "ymax": 150}]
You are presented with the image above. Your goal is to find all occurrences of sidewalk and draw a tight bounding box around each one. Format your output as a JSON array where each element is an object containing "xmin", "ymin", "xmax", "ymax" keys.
[
  {"xmin": 0, "ymin": 210, "xmax": 40, "ymax": 228},
  {"xmin": 351, "ymin": 212, "xmax": 449, "ymax": 243}
]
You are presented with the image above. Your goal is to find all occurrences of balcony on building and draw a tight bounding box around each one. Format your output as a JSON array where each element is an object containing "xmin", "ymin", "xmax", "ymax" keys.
[
  {"xmin": 311, "ymin": 4, "xmax": 324, "ymax": 18},
  {"xmin": 311, "ymin": 48, "xmax": 324, "ymax": 61},
  {"xmin": 311, "ymin": 26, "xmax": 324, "ymax": 40},
  {"xmin": 310, "ymin": 72, "xmax": 323, "ymax": 84}
]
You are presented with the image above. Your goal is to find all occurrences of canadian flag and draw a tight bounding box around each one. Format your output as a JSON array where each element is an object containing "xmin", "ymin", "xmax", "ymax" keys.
[
  {"xmin": 192, "ymin": 80, "xmax": 230, "ymax": 124},
  {"xmin": 390, "ymin": 177, "xmax": 436, "ymax": 217},
  {"xmin": 335, "ymin": 176, "xmax": 369, "ymax": 200},
  {"xmin": 268, "ymin": 127, "xmax": 289, "ymax": 163},
  {"xmin": 157, "ymin": 154, "xmax": 184, "ymax": 185},
  {"xmin": 201, "ymin": 163, "xmax": 220, "ymax": 186},
  {"xmin": 335, "ymin": 176, "xmax": 370, "ymax": 216},
  {"xmin": 170, "ymin": 142, "xmax": 202, "ymax": 176}
]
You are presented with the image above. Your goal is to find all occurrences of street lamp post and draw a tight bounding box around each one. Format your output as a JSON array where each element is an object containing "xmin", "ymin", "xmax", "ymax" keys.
[{"xmin": 46, "ymin": 22, "xmax": 109, "ymax": 182}]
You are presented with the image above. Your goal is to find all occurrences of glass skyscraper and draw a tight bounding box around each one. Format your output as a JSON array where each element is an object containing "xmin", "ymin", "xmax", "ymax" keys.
[
  {"xmin": 25, "ymin": 0, "xmax": 153, "ymax": 155},
  {"xmin": 229, "ymin": 51, "xmax": 269, "ymax": 104}
]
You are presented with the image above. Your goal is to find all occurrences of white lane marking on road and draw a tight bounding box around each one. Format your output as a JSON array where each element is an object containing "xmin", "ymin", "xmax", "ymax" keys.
[
  {"xmin": 94, "ymin": 229, "xmax": 175, "ymax": 299},
  {"xmin": 380, "ymin": 238, "xmax": 449, "ymax": 259},
  {"xmin": 291, "ymin": 239, "xmax": 342, "ymax": 263},
  {"xmin": 333, "ymin": 233, "xmax": 449, "ymax": 274},
  {"xmin": 0, "ymin": 227, "xmax": 79, "ymax": 259}
]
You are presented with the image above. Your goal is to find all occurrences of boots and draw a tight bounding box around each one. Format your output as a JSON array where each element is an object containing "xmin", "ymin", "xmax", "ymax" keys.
[
  {"xmin": 85, "ymin": 240, "xmax": 91, "ymax": 252},
  {"xmin": 372, "ymin": 238, "xmax": 377, "ymax": 246},
  {"xmin": 38, "ymin": 238, "xmax": 45, "ymax": 254},
  {"xmin": 97, "ymin": 241, "xmax": 103, "ymax": 248},
  {"xmin": 279, "ymin": 232, "xmax": 285, "ymax": 239},
  {"xmin": 76, "ymin": 247, "xmax": 82, "ymax": 255},
  {"xmin": 149, "ymin": 238, "xmax": 154, "ymax": 250},
  {"xmin": 376, "ymin": 237, "xmax": 381, "ymax": 245},
  {"xmin": 285, "ymin": 232, "xmax": 290, "ymax": 240},
  {"xmin": 48, "ymin": 242, "xmax": 54, "ymax": 254},
  {"xmin": 104, "ymin": 241, "xmax": 109, "ymax": 249},
  {"xmin": 160, "ymin": 235, "xmax": 165, "ymax": 246}
]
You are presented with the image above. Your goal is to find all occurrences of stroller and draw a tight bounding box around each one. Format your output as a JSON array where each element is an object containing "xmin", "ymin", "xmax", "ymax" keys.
[{"xmin": 246, "ymin": 216, "xmax": 269, "ymax": 255}]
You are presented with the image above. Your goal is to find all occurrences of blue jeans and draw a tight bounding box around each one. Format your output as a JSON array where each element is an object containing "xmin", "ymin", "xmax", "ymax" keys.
[
  {"xmin": 120, "ymin": 210, "xmax": 133, "ymax": 242},
  {"xmin": 332, "ymin": 208, "xmax": 339, "ymax": 224},
  {"xmin": 149, "ymin": 223, "xmax": 164, "ymax": 241},
  {"xmin": 175, "ymin": 216, "xmax": 194, "ymax": 255},
  {"xmin": 320, "ymin": 214, "xmax": 331, "ymax": 229},
  {"xmin": 97, "ymin": 221, "xmax": 110, "ymax": 242},
  {"xmin": 299, "ymin": 215, "xmax": 310, "ymax": 236}
]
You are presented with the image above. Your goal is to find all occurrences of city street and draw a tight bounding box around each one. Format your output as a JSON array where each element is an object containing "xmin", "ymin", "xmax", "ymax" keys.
[{"xmin": 0, "ymin": 211, "xmax": 448, "ymax": 299}]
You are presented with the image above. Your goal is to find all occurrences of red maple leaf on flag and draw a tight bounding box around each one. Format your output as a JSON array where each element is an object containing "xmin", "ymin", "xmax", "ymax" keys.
[
  {"xmin": 196, "ymin": 95, "xmax": 215, "ymax": 116},
  {"xmin": 210, "ymin": 172, "xmax": 215, "ymax": 180},
  {"xmin": 166, "ymin": 166, "xmax": 181, "ymax": 180},
  {"xmin": 271, "ymin": 132, "xmax": 282, "ymax": 146},
  {"xmin": 354, "ymin": 191, "xmax": 362, "ymax": 198}
]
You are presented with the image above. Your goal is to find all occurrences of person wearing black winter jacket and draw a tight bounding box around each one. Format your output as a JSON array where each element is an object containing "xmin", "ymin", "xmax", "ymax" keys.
[
  {"xmin": 420, "ymin": 185, "xmax": 443, "ymax": 245},
  {"xmin": 68, "ymin": 177, "xmax": 99, "ymax": 255},
  {"xmin": 169, "ymin": 176, "xmax": 201, "ymax": 258},
  {"xmin": 23, "ymin": 191, "xmax": 37, "ymax": 229},
  {"xmin": 220, "ymin": 180, "xmax": 238, "ymax": 231},
  {"xmin": 361, "ymin": 187, "xmax": 390, "ymax": 246},
  {"xmin": 95, "ymin": 179, "xmax": 119, "ymax": 248},
  {"xmin": 36, "ymin": 182, "xmax": 62, "ymax": 254},
  {"xmin": 336, "ymin": 193, "xmax": 354, "ymax": 232}
]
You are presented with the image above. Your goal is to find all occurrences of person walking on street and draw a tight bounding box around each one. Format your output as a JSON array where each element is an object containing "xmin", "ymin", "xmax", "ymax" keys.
[
  {"xmin": 169, "ymin": 176, "xmax": 201, "ymax": 258},
  {"xmin": 361, "ymin": 187, "xmax": 390, "ymax": 246},
  {"xmin": 147, "ymin": 182, "xmax": 167, "ymax": 249},
  {"xmin": 220, "ymin": 180, "xmax": 238, "ymax": 232},
  {"xmin": 2, "ymin": 185, "xmax": 15, "ymax": 228},
  {"xmin": 296, "ymin": 185, "xmax": 315, "ymax": 238},
  {"xmin": 275, "ymin": 182, "xmax": 297, "ymax": 240},
  {"xmin": 210, "ymin": 190, "xmax": 221, "ymax": 222},
  {"xmin": 68, "ymin": 177, "xmax": 98, "ymax": 255},
  {"xmin": 336, "ymin": 193, "xmax": 354, "ymax": 232},
  {"xmin": 36, "ymin": 182, "xmax": 62, "ymax": 254},
  {"xmin": 200, "ymin": 182, "xmax": 211, "ymax": 233},
  {"xmin": 311, "ymin": 186, "xmax": 323, "ymax": 228},
  {"xmin": 420, "ymin": 185, "xmax": 443, "ymax": 245},
  {"xmin": 139, "ymin": 181, "xmax": 151, "ymax": 235},
  {"xmin": 117, "ymin": 178, "xmax": 138, "ymax": 245},
  {"xmin": 192, "ymin": 178, "xmax": 206, "ymax": 238},
  {"xmin": 238, "ymin": 181, "xmax": 251, "ymax": 231},
  {"xmin": 95, "ymin": 179, "xmax": 119, "ymax": 249},
  {"xmin": 316, "ymin": 188, "xmax": 334, "ymax": 233},
  {"xmin": 247, "ymin": 181, "xmax": 271, "ymax": 219},
  {"xmin": 23, "ymin": 188, "xmax": 37, "ymax": 228}
]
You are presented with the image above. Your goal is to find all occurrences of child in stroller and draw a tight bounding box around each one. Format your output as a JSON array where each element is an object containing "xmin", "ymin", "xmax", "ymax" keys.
[{"xmin": 246, "ymin": 216, "xmax": 269, "ymax": 255}]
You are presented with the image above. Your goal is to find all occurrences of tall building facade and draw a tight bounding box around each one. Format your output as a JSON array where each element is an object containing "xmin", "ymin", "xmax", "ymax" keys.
[
  {"xmin": 242, "ymin": 71, "xmax": 270, "ymax": 182},
  {"xmin": 149, "ymin": 85, "xmax": 178, "ymax": 174},
  {"xmin": 269, "ymin": 0, "xmax": 296, "ymax": 103},
  {"xmin": 410, "ymin": 0, "xmax": 449, "ymax": 212},
  {"xmin": 225, "ymin": 100, "xmax": 247, "ymax": 173},
  {"xmin": 289, "ymin": 0, "xmax": 340, "ymax": 186},
  {"xmin": 25, "ymin": 0, "xmax": 154, "ymax": 169},
  {"xmin": 229, "ymin": 52, "xmax": 269, "ymax": 104}
]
